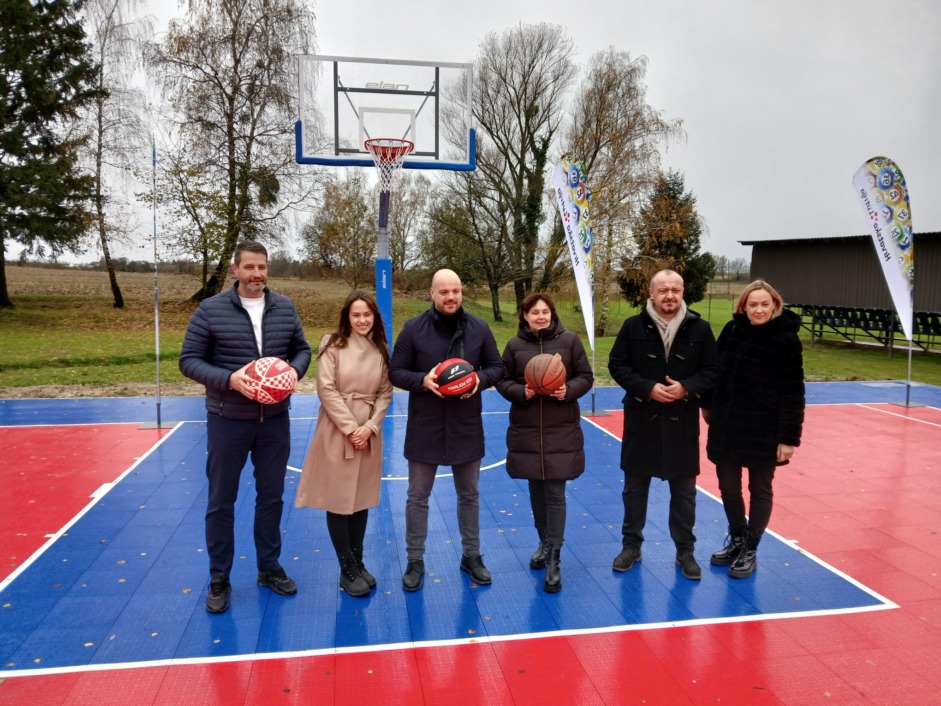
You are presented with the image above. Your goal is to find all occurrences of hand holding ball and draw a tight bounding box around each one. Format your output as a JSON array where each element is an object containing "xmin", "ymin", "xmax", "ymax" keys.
[
  {"xmin": 524, "ymin": 353, "xmax": 567, "ymax": 395},
  {"xmin": 245, "ymin": 357, "xmax": 296, "ymax": 404},
  {"xmin": 434, "ymin": 358, "xmax": 478, "ymax": 398}
]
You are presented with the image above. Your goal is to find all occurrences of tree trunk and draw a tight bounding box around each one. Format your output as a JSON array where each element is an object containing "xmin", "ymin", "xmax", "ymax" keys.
[
  {"xmin": 0, "ymin": 241, "xmax": 12, "ymax": 308},
  {"xmin": 489, "ymin": 281, "xmax": 503, "ymax": 323},
  {"xmin": 191, "ymin": 253, "xmax": 230, "ymax": 301},
  {"xmin": 93, "ymin": 89, "xmax": 123, "ymax": 309},
  {"xmin": 102, "ymin": 240, "xmax": 124, "ymax": 308},
  {"xmin": 595, "ymin": 240, "xmax": 613, "ymax": 337}
]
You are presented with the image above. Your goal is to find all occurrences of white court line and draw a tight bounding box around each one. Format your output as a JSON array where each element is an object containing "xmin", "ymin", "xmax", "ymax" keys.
[
  {"xmin": 0, "ymin": 408, "xmax": 906, "ymax": 678},
  {"xmin": 582, "ymin": 411, "xmax": 901, "ymax": 606},
  {"xmin": 0, "ymin": 423, "xmax": 185, "ymax": 593},
  {"xmin": 856, "ymin": 403, "xmax": 941, "ymax": 428},
  {"xmin": 2, "ymin": 589, "xmax": 898, "ymax": 679}
]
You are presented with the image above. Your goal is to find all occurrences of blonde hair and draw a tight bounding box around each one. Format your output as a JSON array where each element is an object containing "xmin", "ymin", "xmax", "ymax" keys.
[{"xmin": 735, "ymin": 279, "xmax": 784, "ymax": 318}]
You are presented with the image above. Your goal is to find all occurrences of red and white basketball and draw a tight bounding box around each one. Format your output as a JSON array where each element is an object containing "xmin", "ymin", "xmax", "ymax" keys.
[
  {"xmin": 245, "ymin": 357, "xmax": 296, "ymax": 404},
  {"xmin": 434, "ymin": 358, "xmax": 478, "ymax": 399}
]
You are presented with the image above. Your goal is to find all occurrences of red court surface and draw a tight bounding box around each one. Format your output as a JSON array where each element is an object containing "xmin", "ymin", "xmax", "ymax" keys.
[
  {"xmin": 0, "ymin": 425, "xmax": 169, "ymax": 582},
  {"xmin": 1, "ymin": 395, "xmax": 940, "ymax": 705}
]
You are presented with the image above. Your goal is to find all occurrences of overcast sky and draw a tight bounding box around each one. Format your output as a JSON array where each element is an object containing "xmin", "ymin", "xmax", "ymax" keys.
[
  {"xmin": 301, "ymin": 0, "xmax": 940, "ymax": 260},
  {"xmin": 117, "ymin": 0, "xmax": 941, "ymax": 265}
]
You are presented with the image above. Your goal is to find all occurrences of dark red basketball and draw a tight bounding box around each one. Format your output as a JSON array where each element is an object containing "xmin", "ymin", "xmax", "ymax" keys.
[
  {"xmin": 245, "ymin": 356, "xmax": 296, "ymax": 404},
  {"xmin": 434, "ymin": 358, "xmax": 478, "ymax": 399},
  {"xmin": 524, "ymin": 353, "xmax": 567, "ymax": 395}
]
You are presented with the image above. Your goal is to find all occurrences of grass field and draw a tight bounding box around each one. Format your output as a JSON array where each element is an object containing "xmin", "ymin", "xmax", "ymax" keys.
[{"xmin": 2, "ymin": 264, "xmax": 939, "ymax": 397}]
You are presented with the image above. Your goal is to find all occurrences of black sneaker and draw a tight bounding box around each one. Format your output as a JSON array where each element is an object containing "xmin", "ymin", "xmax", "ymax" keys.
[
  {"xmin": 257, "ymin": 567, "xmax": 297, "ymax": 595},
  {"xmin": 206, "ymin": 573, "xmax": 231, "ymax": 614},
  {"xmin": 675, "ymin": 553, "xmax": 702, "ymax": 580},
  {"xmin": 460, "ymin": 554, "xmax": 492, "ymax": 585},
  {"xmin": 612, "ymin": 546, "xmax": 642, "ymax": 572}
]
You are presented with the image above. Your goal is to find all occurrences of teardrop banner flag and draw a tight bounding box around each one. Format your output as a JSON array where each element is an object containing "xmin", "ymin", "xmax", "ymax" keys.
[
  {"xmin": 852, "ymin": 156, "xmax": 914, "ymax": 341},
  {"xmin": 553, "ymin": 154, "xmax": 595, "ymax": 350}
]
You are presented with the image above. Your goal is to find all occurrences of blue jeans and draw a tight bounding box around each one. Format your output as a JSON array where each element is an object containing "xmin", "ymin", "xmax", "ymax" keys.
[{"xmin": 405, "ymin": 459, "xmax": 481, "ymax": 560}]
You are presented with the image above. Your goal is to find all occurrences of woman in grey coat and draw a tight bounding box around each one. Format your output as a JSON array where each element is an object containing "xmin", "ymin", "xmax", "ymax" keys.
[{"xmin": 496, "ymin": 293, "xmax": 593, "ymax": 592}]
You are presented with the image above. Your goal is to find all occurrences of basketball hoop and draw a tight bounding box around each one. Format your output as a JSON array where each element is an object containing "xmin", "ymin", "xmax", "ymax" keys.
[{"xmin": 365, "ymin": 138, "xmax": 414, "ymax": 194}]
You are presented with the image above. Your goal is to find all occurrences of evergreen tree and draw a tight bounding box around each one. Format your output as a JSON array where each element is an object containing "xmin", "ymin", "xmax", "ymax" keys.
[
  {"xmin": 0, "ymin": 0, "xmax": 100, "ymax": 307},
  {"xmin": 618, "ymin": 170, "xmax": 716, "ymax": 306}
]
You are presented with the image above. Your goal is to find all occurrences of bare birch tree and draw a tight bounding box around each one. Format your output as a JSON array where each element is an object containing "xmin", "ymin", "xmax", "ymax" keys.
[
  {"xmin": 473, "ymin": 23, "xmax": 576, "ymax": 309},
  {"xmin": 80, "ymin": 0, "xmax": 152, "ymax": 308},
  {"xmin": 145, "ymin": 0, "xmax": 316, "ymax": 300},
  {"xmin": 389, "ymin": 171, "xmax": 432, "ymax": 272},
  {"xmin": 563, "ymin": 48, "xmax": 684, "ymax": 335}
]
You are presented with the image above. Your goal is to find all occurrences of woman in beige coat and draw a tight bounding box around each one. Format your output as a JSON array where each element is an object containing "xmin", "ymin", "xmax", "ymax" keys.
[{"xmin": 296, "ymin": 290, "xmax": 392, "ymax": 596}]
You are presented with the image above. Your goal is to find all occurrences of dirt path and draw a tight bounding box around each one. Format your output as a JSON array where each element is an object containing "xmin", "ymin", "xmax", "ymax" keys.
[{"xmin": 1, "ymin": 377, "xmax": 318, "ymax": 399}]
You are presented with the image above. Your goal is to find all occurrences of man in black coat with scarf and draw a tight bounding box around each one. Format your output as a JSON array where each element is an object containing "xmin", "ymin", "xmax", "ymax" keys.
[{"xmin": 608, "ymin": 269, "xmax": 719, "ymax": 579}]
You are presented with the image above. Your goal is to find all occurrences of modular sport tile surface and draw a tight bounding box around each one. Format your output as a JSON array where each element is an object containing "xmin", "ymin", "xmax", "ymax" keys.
[{"xmin": 0, "ymin": 386, "xmax": 909, "ymax": 676}]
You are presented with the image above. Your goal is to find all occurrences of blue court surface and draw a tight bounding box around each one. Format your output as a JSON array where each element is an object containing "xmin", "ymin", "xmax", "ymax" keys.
[{"xmin": 3, "ymin": 382, "xmax": 934, "ymax": 675}]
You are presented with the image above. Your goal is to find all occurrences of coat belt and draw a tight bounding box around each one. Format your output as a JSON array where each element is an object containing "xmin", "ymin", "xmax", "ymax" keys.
[{"xmin": 341, "ymin": 392, "xmax": 377, "ymax": 459}]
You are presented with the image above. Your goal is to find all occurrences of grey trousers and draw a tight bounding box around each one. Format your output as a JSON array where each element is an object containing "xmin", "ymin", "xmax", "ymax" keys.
[{"xmin": 405, "ymin": 459, "xmax": 481, "ymax": 560}]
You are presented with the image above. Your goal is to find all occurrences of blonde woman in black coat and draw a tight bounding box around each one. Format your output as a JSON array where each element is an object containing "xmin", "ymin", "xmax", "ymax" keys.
[
  {"xmin": 705, "ymin": 280, "xmax": 805, "ymax": 578},
  {"xmin": 496, "ymin": 293, "xmax": 593, "ymax": 593}
]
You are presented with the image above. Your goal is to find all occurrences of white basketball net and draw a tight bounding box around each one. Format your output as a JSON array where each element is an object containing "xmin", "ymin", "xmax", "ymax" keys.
[{"xmin": 365, "ymin": 138, "xmax": 414, "ymax": 194}]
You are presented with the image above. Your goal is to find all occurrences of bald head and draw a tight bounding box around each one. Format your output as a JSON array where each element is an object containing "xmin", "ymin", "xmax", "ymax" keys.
[
  {"xmin": 649, "ymin": 269, "xmax": 683, "ymax": 290},
  {"xmin": 430, "ymin": 269, "xmax": 463, "ymax": 315},
  {"xmin": 648, "ymin": 269, "xmax": 684, "ymax": 320}
]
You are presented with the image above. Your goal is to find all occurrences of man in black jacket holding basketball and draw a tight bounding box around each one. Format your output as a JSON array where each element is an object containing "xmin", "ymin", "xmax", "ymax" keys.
[
  {"xmin": 180, "ymin": 240, "xmax": 311, "ymax": 613},
  {"xmin": 389, "ymin": 268, "xmax": 504, "ymax": 591}
]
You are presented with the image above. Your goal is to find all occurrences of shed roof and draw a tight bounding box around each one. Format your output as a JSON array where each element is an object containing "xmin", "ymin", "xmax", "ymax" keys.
[{"xmin": 740, "ymin": 231, "xmax": 940, "ymax": 246}]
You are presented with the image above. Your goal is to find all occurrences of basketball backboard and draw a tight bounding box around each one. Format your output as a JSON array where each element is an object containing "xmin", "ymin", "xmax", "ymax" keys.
[{"xmin": 296, "ymin": 55, "xmax": 475, "ymax": 171}]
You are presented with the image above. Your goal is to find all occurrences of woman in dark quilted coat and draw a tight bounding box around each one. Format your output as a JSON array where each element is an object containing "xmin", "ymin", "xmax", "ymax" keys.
[
  {"xmin": 496, "ymin": 293, "xmax": 593, "ymax": 593},
  {"xmin": 705, "ymin": 279, "xmax": 805, "ymax": 578}
]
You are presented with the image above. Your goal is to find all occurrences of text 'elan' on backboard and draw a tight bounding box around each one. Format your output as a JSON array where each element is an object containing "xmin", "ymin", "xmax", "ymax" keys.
[{"xmin": 296, "ymin": 55, "xmax": 475, "ymax": 171}]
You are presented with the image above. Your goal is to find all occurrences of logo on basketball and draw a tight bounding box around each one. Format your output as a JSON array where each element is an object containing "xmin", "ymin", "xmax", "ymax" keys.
[
  {"xmin": 524, "ymin": 353, "xmax": 567, "ymax": 395},
  {"xmin": 245, "ymin": 357, "xmax": 296, "ymax": 404},
  {"xmin": 434, "ymin": 358, "xmax": 478, "ymax": 399}
]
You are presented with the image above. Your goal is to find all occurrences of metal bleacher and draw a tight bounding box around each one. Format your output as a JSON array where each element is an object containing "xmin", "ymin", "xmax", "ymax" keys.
[{"xmin": 787, "ymin": 304, "xmax": 941, "ymax": 351}]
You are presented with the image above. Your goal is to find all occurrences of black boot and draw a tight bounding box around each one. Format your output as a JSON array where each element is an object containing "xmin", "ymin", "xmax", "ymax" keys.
[
  {"xmin": 352, "ymin": 546, "xmax": 376, "ymax": 588},
  {"xmin": 339, "ymin": 552, "xmax": 370, "ymax": 596},
  {"xmin": 729, "ymin": 530, "xmax": 761, "ymax": 579},
  {"xmin": 710, "ymin": 527, "xmax": 746, "ymax": 566},
  {"xmin": 543, "ymin": 545, "xmax": 562, "ymax": 593},
  {"xmin": 530, "ymin": 530, "xmax": 549, "ymax": 570}
]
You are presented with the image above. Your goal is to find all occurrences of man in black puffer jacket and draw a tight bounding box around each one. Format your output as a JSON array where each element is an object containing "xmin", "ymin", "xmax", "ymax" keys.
[{"xmin": 180, "ymin": 240, "xmax": 311, "ymax": 614}]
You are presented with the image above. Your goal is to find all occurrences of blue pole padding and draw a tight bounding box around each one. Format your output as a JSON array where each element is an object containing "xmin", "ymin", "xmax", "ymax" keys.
[{"xmin": 376, "ymin": 257, "xmax": 393, "ymax": 347}]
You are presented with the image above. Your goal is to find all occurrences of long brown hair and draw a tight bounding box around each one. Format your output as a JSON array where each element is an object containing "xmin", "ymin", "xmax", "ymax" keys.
[{"xmin": 319, "ymin": 290, "xmax": 390, "ymax": 366}]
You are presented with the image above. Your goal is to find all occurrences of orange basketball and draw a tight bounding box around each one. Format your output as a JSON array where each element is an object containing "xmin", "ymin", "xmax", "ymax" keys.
[{"xmin": 524, "ymin": 353, "xmax": 567, "ymax": 395}]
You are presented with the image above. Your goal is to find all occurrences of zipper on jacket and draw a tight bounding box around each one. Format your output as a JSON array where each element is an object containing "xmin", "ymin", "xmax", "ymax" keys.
[{"xmin": 538, "ymin": 339, "xmax": 546, "ymax": 480}]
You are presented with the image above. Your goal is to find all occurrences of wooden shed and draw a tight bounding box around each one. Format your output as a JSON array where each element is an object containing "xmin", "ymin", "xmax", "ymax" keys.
[{"xmin": 740, "ymin": 231, "xmax": 941, "ymax": 350}]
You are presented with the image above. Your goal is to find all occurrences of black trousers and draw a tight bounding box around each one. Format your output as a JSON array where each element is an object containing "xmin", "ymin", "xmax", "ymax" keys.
[
  {"xmin": 205, "ymin": 411, "xmax": 291, "ymax": 577},
  {"xmin": 621, "ymin": 474, "xmax": 697, "ymax": 553},
  {"xmin": 715, "ymin": 461, "xmax": 776, "ymax": 535},
  {"xmin": 529, "ymin": 479, "xmax": 567, "ymax": 547}
]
